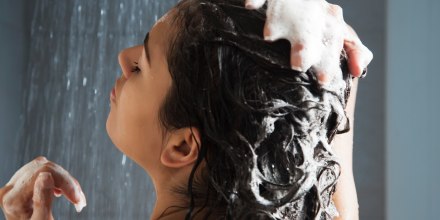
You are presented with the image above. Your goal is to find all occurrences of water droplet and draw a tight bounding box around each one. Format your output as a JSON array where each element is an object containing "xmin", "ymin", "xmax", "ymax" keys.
[
  {"xmin": 94, "ymin": 89, "xmax": 98, "ymax": 94},
  {"xmin": 119, "ymin": 3, "xmax": 124, "ymax": 9},
  {"xmin": 68, "ymin": 112, "xmax": 72, "ymax": 118},
  {"xmin": 121, "ymin": 155, "xmax": 126, "ymax": 165},
  {"xmin": 66, "ymin": 79, "xmax": 70, "ymax": 90},
  {"xmin": 49, "ymin": 31, "xmax": 53, "ymax": 39},
  {"xmin": 100, "ymin": 9, "xmax": 105, "ymax": 15},
  {"xmin": 82, "ymin": 77, "xmax": 87, "ymax": 86},
  {"xmin": 78, "ymin": 5, "xmax": 82, "ymax": 12}
]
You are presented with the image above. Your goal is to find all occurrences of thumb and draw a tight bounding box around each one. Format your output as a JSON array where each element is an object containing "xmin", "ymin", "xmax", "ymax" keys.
[{"xmin": 31, "ymin": 172, "xmax": 55, "ymax": 220}]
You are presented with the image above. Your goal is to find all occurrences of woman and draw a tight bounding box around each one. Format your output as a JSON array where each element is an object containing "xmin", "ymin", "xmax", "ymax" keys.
[{"xmin": 1, "ymin": 0, "xmax": 370, "ymax": 219}]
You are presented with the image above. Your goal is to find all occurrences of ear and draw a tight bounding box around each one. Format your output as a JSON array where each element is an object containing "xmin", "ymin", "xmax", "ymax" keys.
[{"xmin": 160, "ymin": 127, "xmax": 201, "ymax": 168}]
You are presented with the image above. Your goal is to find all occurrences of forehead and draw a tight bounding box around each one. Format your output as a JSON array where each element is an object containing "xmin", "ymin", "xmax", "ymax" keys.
[
  {"xmin": 148, "ymin": 9, "xmax": 178, "ymax": 53},
  {"xmin": 155, "ymin": 9, "xmax": 173, "ymax": 25}
]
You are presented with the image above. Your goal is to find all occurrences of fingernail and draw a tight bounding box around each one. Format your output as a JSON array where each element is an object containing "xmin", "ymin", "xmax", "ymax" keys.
[
  {"xmin": 245, "ymin": 3, "xmax": 254, "ymax": 9},
  {"xmin": 291, "ymin": 65, "xmax": 303, "ymax": 72},
  {"xmin": 263, "ymin": 22, "xmax": 273, "ymax": 41},
  {"xmin": 291, "ymin": 44, "xmax": 306, "ymax": 71},
  {"xmin": 245, "ymin": 0, "xmax": 266, "ymax": 9},
  {"xmin": 291, "ymin": 51, "xmax": 303, "ymax": 72},
  {"xmin": 244, "ymin": 0, "xmax": 255, "ymax": 9},
  {"xmin": 264, "ymin": 35, "xmax": 275, "ymax": 41}
]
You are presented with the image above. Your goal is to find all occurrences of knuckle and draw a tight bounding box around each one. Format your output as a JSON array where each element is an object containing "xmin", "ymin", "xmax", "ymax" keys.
[
  {"xmin": 35, "ymin": 156, "xmax": 48, "ymax": 162},
  {"xmin": 328, "ymin": 4, "xmax": 343, "ymax": 19},
  {"xmin": 42, "ymin": 161, "xmax": 56, "ymax": 170}
]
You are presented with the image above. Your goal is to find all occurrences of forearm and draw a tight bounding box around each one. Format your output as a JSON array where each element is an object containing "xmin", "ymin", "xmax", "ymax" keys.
[{"xmin": 331, "ymin": 78, "xmax": 359, "ymax": 220}]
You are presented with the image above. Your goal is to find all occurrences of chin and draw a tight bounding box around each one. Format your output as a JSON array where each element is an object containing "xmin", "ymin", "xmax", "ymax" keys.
[
  {"xmin": 106, "ymin": 113, "xmax": 131, "ymax": 159},
  {"xmin": 106, "ymin": 113, "xmax": 118, "ymax": 147}
]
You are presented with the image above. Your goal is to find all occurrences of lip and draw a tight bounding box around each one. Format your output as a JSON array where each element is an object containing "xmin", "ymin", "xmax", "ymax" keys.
[{"xmin": 110, "ymin": 83, "xmax": 117, "ymax": 102}]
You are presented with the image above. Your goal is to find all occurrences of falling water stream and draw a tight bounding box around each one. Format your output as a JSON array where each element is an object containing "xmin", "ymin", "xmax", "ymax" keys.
[{"xmin": 16, "ymin": 0, "xmax": 176, "ymax": 219}]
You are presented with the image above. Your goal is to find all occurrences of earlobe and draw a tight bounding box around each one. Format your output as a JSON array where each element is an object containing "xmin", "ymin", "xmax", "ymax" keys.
[{"xmin": 160, "ymin": 127, "xmax": 201, "ymax": 168}]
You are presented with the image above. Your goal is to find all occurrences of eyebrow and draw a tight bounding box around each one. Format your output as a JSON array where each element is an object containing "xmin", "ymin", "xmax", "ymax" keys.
[{"xmin": 143, "ymin": 32, "xmax": 151, "ymax": 65}]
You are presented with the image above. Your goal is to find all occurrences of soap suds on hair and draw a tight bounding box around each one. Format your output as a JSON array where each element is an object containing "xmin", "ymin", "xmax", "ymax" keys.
[{"xmin": 246, "ymin": 0, "xmax": 362, "ymax": 91}]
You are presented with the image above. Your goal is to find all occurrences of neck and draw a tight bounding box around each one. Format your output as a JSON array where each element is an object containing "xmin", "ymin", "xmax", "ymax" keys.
[
  {"xmin": 148, "ymin": 163, "xmax": 211, "ymax": 219},
  {"xmin": 149, "ymin": 166, "xmax": 194, "ymax": 220},
  {"xmin": 149, "ymin": 178, "xmax": 186, "ymax": 220},
  {"xmin": 150, "ymin": 185, "xmax": 213, "ymax": 220}
]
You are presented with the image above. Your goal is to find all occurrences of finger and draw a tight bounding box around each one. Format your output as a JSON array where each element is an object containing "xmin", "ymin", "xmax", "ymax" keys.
[
  {"xmin": 31, "ymin": 172, "xmax": 54, "ymax": 220},
  {"xmin": 263, "ymin": 21, "xmax": 283, "ymax": 42},
  {"xmin": 0, "ymin": 185, "xmax": 14, "ymax": 208},
  {"xmin": 38, "ymin": 162, "xmax": 87, "ymax": 212},
  {"xmin": 245, "ymin": 0, "xmax": 266, "ymax": 9},
  {"xmin": 344, "ymin": 24, "xmax": 373, "ymax": 77},
  {"xmin": 345, "ymin": 41, "xmax": 373, "ymax": 77},
  {"xmin": 290, "ymin": 43, "xmax": 305, "ymax": 71},
  {"xmin": 263, "ymin": 22, "xmax": 272, "ymax": 41},
  {"xmin": 345, "ymin": 45, "xmax": 363, "ymax": 77}
]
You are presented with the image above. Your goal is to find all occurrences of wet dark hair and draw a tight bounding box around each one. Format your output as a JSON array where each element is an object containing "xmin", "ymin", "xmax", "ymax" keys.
[{"xmin": 159, "ymin": 0, "xmax": 352, "ymax": 219}]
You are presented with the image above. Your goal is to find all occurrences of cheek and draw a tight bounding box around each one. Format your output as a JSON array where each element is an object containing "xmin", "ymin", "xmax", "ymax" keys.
[{"xmin": 106, "ymin": 83, "xmax": 164, "ymax": 166}]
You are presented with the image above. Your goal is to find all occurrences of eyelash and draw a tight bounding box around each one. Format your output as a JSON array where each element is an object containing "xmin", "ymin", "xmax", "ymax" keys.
[{"xmin": 131, "ymin": 62, "xmax": 141, "ymax": 74}]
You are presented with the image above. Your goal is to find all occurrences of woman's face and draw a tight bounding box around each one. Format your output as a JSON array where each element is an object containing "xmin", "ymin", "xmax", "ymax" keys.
[{"xmin": 106, "ymin": 11, "xmax": 173, "ymax": 171}]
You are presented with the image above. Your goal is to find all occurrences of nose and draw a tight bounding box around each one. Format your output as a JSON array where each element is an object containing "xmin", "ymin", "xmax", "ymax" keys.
[{"xmin": 118, "ymin": 45, "xmax": 143, "ymax": 79}]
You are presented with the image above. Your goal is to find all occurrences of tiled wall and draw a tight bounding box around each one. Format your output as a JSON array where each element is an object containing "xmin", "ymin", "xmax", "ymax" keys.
[{"xmin": 0, "ymin": 0, "xmax": 28, "ymax": 186}]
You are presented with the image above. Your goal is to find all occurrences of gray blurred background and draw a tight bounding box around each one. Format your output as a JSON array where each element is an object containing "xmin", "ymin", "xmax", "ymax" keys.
[{"xmin": 0, "ymin": 0, "xmax": 438, "ymax": 219}]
